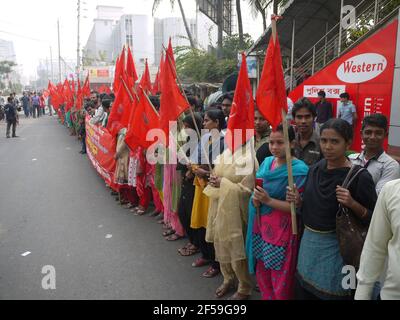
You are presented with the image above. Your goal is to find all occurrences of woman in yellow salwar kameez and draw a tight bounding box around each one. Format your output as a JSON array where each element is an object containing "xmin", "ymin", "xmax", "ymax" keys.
[{"xmin": 204, "ymin": 142, "xmax": 256, "ymax": 300}]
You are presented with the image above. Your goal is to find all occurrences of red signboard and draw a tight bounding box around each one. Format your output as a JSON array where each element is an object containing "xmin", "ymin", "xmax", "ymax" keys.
[
  {"xmin": 290, "ymin": 19, "xmax": 398, "ymax": 152},
  {"xmin": 97, "ymin": 69, "xmax": 110, "ymax": 78},
  {"xmin": 85, "ymin": 116, "xmax": 119, "ymax": 191}
]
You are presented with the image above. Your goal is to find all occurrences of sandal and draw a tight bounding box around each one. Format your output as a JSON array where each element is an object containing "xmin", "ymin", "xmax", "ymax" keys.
[
  {"xmin": 162, "ymin": 229, "xmax": 175, "ymax": 237},
  {"xmin": 202, "ymin": 266, "xmax": 220, "ymax": 278},
  {"xmin": 178, "ymin": 244, "xmax": 199, "ymax": 256},
  {"xmin": 192, "ymin": 257, "xmax": 210, "ymax": 268},
  {"xmin": 135, "ymin": 209, "xmax": 146, "ymax": 216},
  {"xmin": 215, "ymin": 283, "xmax": 235, "ymax": 299},
  {"xmin": 166, "ymin": 234, "xmax": 184, "ymax": 241},
  {"xmin": 227, "ymin": 292, "xmax": 251, "ymax": 300}
]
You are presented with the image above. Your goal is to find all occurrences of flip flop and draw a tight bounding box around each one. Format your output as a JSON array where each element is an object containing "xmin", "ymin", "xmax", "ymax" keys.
[
  {"xmin": 162, "ymin": 229, "xmax": 175, "ymax": 237},
  {"xmin": 178, "ymin": 246, "xmax": 199, "ymax": 256},
  {"xmin": 202, "ymin": 266, "xmax": 220, "ymax": 278},
  {"xmin": 192, "ymin": 257, "xmax": 210, "ymax": 268},
  {"xmin": 165, "ymin": 234, "xmax": 184, "ymax": 241}
]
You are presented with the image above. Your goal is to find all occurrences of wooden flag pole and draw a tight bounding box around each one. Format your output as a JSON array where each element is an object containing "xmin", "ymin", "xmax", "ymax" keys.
[
  {"xmin": 162, "ymin": 45, "xmax": 213, "ymax": 173},
  {"xmin": 271, "ymin": 15, "xmax": 297, "ymax": 235},
  {"xmin": 119, "ymin": 75, "xmax": 139, "ymax": 103}
]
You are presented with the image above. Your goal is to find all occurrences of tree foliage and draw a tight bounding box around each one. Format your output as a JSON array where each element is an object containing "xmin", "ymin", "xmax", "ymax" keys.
[
  {"xmin": 0, "ymin": 60, "xmax": 16, "ymax": 77},
  {"xmin": 176, "ymin": 33, "xmax": 254, "ymax": 83}
]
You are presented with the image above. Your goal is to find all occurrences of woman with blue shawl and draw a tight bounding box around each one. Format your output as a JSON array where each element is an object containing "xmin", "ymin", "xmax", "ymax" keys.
[{"xmin": 246, "ymin": 125, "xmax": 308, "ymax": 300}]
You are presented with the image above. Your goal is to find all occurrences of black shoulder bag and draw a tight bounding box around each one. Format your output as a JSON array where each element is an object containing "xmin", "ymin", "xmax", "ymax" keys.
[{"xmin": 336, "ymin": 165, "xmax": 369, "ymax": 269}]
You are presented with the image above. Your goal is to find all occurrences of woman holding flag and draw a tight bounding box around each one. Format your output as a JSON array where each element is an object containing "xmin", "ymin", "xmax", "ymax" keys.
[{"xmin": 246, "ymin": 125, "xmax": 308, "ymax": 300}]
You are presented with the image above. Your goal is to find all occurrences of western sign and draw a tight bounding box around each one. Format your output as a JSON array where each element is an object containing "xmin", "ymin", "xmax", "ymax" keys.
[
  {"xmin": 337, "ymin": 53, "xmax": 387, "ymax": 83},
  {"xmin": 289, "ymin": 19, "xmax": 398, "ymax": 152}
]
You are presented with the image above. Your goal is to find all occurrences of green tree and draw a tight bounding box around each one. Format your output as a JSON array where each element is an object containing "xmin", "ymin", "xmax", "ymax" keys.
[
  {"xmin": 247, "ymin": 0, "xmax": 290, "ymax": 30},
  {"xmin": 0, "ymin": 60, "xmax": 16, "ymax": 77},
  {"xmin": 175, "ymin": 33, "xmax": 254, "ymax": 83}
]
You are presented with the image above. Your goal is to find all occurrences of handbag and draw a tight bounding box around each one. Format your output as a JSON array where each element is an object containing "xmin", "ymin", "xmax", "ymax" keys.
[{"xmin": 336, "ymin": 165, "xmax": 369, "ymax": 269}]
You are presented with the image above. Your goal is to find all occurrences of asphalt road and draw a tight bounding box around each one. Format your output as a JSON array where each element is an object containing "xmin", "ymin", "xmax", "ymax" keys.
[{"xmin": 0, "ymin": 115, "xmax": 259, "ymax": 300}]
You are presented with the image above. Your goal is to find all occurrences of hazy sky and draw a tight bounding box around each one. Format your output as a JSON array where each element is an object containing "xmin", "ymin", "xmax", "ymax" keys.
[{"xmin": 0, "ymin": 0, "xmax": 263, "ymax": 82}]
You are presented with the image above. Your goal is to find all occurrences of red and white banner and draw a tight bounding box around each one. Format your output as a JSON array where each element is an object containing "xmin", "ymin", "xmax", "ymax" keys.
[
  {"xmin": 85, "ymin": 116, "xmax": 119, "ymax": 191},
  {"xmin": 290, "ymin": 19, "xmax": 398, "ymax": 151}
]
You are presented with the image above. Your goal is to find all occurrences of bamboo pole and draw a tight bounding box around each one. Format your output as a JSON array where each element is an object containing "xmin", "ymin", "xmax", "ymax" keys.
[{"xmin": 271, "ymin": 15, "xmax": 297, "ymax": 235}]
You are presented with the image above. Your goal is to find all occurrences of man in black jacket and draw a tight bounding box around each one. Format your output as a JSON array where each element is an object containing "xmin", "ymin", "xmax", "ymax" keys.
[{"xmin": 4, "ymin": 96, "xmax": 18, "ymax": 138}]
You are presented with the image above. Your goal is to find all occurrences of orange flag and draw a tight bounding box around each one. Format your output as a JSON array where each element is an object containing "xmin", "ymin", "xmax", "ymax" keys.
[
  {"xmin": 125, "ymin": 87, "xmax": 160, "ymax": 150},
  {"xmin": 256, "ymin": 33, "xmax": 287, "ymax": 130},
  {"xmin": 139, "ymin": 59, "xmax": 152, "ymax": 94},
  {"xmin": 160, "ymin": 44, "xmax": 189, "ymax": 144},
  {"xmin": 226, "ymin": 53, "xmax": 255, "ymax": 152}
]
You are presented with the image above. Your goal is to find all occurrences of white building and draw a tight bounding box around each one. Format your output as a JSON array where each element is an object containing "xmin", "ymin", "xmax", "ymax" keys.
[
  {"xmin": 0, "ymin": 39, "xmax": 16, "ymax": 62},
  {"xmin": 112, "ymin": 14, "xmax": 155, "ymax": 66},
  {"xmin": 83, "ymin": 6, "xmax": 124, "ymax": 66},
  {"xmin": 154, "ymin": 17, "xmax": 197, "ymax": 65}
]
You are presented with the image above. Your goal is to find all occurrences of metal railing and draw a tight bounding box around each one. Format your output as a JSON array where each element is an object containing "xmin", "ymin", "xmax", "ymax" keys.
[{"xmin": 287, "ymin": 0, "xmax": 400, "ymax": 89}]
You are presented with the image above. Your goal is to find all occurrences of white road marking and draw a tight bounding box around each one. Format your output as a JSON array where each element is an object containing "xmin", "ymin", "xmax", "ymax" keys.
[
  {"xmin": 98, "ymin": 225, "xmax": 103, "ymax": 228},
  {"xmin": 32, "ymin": 158, "xmax": 37, "ymax": 162},
  {"xmin": 105, "ymin": 234, "xmax": 112, "ymax": 239},
  {"xmin": 21, "ymin": 251, "xmax": 31, "ymax": 257}
]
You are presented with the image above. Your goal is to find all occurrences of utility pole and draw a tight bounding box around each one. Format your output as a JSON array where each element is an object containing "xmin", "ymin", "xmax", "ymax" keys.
[
  {"xmin": 217, "ymin": 0, "xmax": 224, "ymax": 59},
  {"xmin": 50, "ymin": 46, "xmax": 54, "ymax": 83},
  {"xmin": 77, "ymin": 0, "xmax": 81, "ymax": 80},
  {"xmin": 57, "ymin": 19, "xmax": 62, "ymax": 82}
]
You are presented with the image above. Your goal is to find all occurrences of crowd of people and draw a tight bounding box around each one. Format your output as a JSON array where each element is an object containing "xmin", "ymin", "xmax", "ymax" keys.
[
  {"xmin": 55, "ymin": 87, "xmax": 400, "ymax": 301},
  {"xmin": 2, "ymin": 91, "xmax": 53, "ymax": 138}
]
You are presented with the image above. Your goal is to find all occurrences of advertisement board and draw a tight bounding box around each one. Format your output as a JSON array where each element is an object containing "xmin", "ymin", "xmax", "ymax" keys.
[{"xmin": 289, "ymin": 19, "xmax": 398, "ymax": 152}]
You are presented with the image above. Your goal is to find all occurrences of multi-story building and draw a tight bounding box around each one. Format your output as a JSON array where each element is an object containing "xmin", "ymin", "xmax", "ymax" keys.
[
  {"xmin": 112, "ymin": 14, "xmax": 155, "ymax": 66},
  {"xmin": 154, "ymin": 17, "xmax": 197, "ymax": 65},
  {"xmin": 83, "ymin": 6, "xmax": 124, "ymax": 66}
]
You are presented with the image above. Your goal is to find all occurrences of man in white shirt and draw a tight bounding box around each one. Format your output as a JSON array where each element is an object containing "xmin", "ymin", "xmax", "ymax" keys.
[
  {"xmin": 349, "ymin": 114, "xmax": 400, "ymax": 195},
  {"xmin": 355, "ymin": 179, "xmax": 400, "ymax": 300},
  {"xmin": 90, "ymin": 92, "xmax": 105, "ymax": 125}
]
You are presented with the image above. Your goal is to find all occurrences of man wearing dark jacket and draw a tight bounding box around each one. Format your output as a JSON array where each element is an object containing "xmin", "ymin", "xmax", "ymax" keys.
[{"xmin": 4, "ymin": 96, "xmax": 18, "ymax": 138}]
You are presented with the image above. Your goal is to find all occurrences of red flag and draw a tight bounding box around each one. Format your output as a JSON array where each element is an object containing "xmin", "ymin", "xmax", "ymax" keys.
[
  {"xmin": 106, "ymin": 77, "xmax": 134, "ymax": 136},
  {"xmin": 226, "ymin": 53, "xmax": 255, "ymax": 152},
  {"xmin": 76, "ymin": 79, "xmax": 83, "ymax": 110},
  {"xmin": 125, "ymin": 87, "xmax": 160, "ymax": 150},
  {"xmin": 126, "ymin": 46, "xmax": 138, "ymax": 85},
  {"xmin": 98, "ymin": 84, "xmax": 111, "ymax": 94},
  {"xmin": 166, "ymin": 38, "xmax": 176, "ymax": 79},
  {"xmin": 113, "ymin": 48, "xmax": 125, "ymax": 93},
  {"xmin": 82, "ymin": 75, "xmax": 91, "ymax": 97},
  {"xmin": 256, "ymin": 33, "xmax": 288, "ymax": 130},
  {"xmin": 160, "ymin": 45, "xmax": 189, "ymax": 144},
  {"xmin": 140, "ymin": 59, "xmax": 152, "ymax": 94},
  {"xmin": 63, "ymin": 79, "xmax": 74, "ymax": 112}
]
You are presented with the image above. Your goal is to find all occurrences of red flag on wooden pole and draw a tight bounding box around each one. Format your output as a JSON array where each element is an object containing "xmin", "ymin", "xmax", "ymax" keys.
[
  {"xmin": 125, "ymin": 87, "xmax": 160, "ymax": 150},
  {"xmin": 256, "ymin": 21, "xmax": 288, "ymax": 130},
  {"xmin": 160, "ymin": 44, "xmax": 189, "ymax": 145},
  {"xmin": 225, "ymin": 52, "xmax": 255, "ymax": 152},
  {"xmin": 140, "ymin": 59, "xmax": 152, "ymax": 94},
  {"xmin": 258, "ymin": 15, "xmax": 297, "ymax": 235},
  {"xmin": 126, "ymin": 46, "xmax": 138, "ymax": 86}
]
